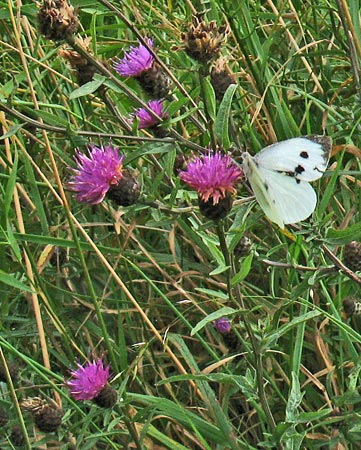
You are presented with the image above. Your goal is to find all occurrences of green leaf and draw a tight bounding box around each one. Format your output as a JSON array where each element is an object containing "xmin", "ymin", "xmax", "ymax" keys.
[
  {"xmin": 214, "ymin": 83, "xmax": 237, "ymax": 148},
  {"xmin": 69, "ymin": 76, "xmax": 106, "ymax": 99},
  {"xmin": 266, "ymin": 310, "xmax": 321, "ymax": 346},
  {"xmin": 3, "ymin": 149, "xmax": 18, "ymax": 220},
  {"xmin": 0, "ymin": 124, "xmax": 24, "ymax": 140},
  {"xmin": 200, "ymin": 77, "xmax": 216, "ymax": 121},
  {"xmin": 231, "ymin": 252, "xmax": 253, "ymax": 285},
  {"xmin": 285, "ymin": 372, "xmax": 303, "ymax": 422},
  {"xmin": 130, "ymin": 393, "xmax": 226, "ymax": 445},
  {"xmin": 296, "ymin": 409, "xmax": 331, "ymax": 423},
  {"xmin": 318, "ymin": 154, "xmax": 341, "ymax": 216},
  {"xmin": 190, "ymin": 307, "xmax": 237, "ymax": 336},
  {"xmin": 0, "ymin": 270, "xmax": 33, "ymax": 293},
  {"xmin": 209, "ymin": 263, "xmax": 230, "ymax": 276},
  {"xmin": 195, "ymin": 288, "xmax": 229, "ymax": 300},
  {"xmin": 325, "ymin": 222, "xmax": 361, "ymax": 245},
  {"xmin": 24, "ymin": 108, "xmax": 69, "ymax": 127}
]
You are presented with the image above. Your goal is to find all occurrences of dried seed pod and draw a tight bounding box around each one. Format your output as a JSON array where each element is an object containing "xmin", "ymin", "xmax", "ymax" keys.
[
  {"xmin": 58, "ymin": 37, "xmax": 98, "ymax": 85},
  {"xmin": 0, "ymin": 407, "xmax": 9, "ymax": 427},
  {"xmin": 181, "ymin": 15, "xmax": 230, "ymax": 64},
  {"xmin": 10, "ymin": 425, "xmax": 25, "ymax": 447},
  {"xmin": 38, "ymin": 0, "xmax": 79, "ymax": 41},
  {"xmin": 343, "ymin": 296, "xmax": 361, "ymax": 315},
  {"xmin": 21, "ymin": 397, "xmax": 63, "ymax": 432},
  {"xmin": 34, "ymin": 405, "xmax": 63, "ymax": 432},
  {"xmin": 210, "ymin": 57, "xmax": 236, "ymax": 99},
  {"xmin": 343, "ymin": 241, "xmax": 361, "ymax": 272}
]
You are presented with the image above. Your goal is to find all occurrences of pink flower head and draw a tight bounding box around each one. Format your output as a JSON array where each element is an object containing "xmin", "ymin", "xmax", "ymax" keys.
[
  {"xmin": 180, "ymin": 152, "xmax": 242, "ymax": 204},
  {"xmin": 114, "ymin": 38, "xmax": 154, "ymax": 77},
  {"xmin": 67, "ymin": 359, "xmax": 111, "ymax": 401},
  {"xmin": 68, "ymin": 144, "xmax": 125, "ymax": 205},
  {"xmin": 214, "ymin": 317, "xmax": 231, "ymax": 333},
  {"xmin": 134, "ymin": 99, "xmax": 166, "ymax": 129}
]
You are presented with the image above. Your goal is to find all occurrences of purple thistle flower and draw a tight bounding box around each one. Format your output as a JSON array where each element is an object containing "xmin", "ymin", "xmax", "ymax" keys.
[
  {"xmin": 134, "ymin": 99, "xmax": 166, "ymax": 129},
  {"xmin": 66, "ymin": 359, "xmax": 111, "ymax": 401},
  {"xmin": 114, "ymin": 38, "xmax": 154, "ymax": 77},
  {"xmin": 214, "ymin": 317, "xmax": 231, "ymax": 334},
  {"xmin": 68, "ymin": 144, "xmax": 125, "ymax": 205},
  {"xmin": 180, "ymin": 152, "xmax": 242, "ymax": 205}
]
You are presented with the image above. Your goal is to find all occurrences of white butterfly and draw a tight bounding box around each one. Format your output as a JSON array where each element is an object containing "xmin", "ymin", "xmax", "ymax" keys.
[{"xmin": 242, "ymin": 136, "xmax": 332, "ymax": 229}]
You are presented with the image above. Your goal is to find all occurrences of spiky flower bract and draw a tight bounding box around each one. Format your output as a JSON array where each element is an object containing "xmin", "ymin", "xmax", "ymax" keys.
[
  {"xmin": 134, "ymin": 99, "xmax": 166, "ymax": 129},
  {"xmin": 180, "ymin": 152, "xmax": 242, "ymax": 205},
  {"xmin": 68, "ymin": 144, "xmax": 124, "ymax": 205},
  {"xmin": 114, "ymin": 39, "xmax": 154, "ymax": 77},
  {"xmin": 214, "ymin": 317, "xmax": 231, "ymax": 333},
  {"xmin": 67, "ymin": 359, "xmax": 111, "ymax": 401}
]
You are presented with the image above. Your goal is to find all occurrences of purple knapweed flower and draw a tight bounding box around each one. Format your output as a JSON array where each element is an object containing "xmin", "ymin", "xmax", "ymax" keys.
[
  {"xmin": 68, "ymin": 144, "xmax": 125, "ymax": 205},
  {"xmin": 134, "ymin": 99, "xmax": 166, "ymax": 129},
  {"xmin": 114, "ymin": 38, "xmax": 154, "ymax": 77},
  {"xmin": 66, "ymin": 359, "xmax": 111, "ymax": 401},
  {"xmin": 214, "ymin": 317, "xmax": 231, "ymax": 334},
  {"xmin": 180, "ymin": 152, "xmax": 242, "ymax": 204}
]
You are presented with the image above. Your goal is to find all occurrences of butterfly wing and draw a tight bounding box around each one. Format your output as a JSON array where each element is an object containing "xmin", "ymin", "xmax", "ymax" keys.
[
  {"xmin": 242, "ymin": 152, "xmax": 317, "ymax": 228},
  {"xmin": 254, "ymin": 136, "xmax": 331, "ymax": 182}
]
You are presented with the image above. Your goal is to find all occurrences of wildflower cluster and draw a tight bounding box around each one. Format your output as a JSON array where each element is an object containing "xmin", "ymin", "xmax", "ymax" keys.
[{"xmin": 33, "ymin": 2, "xmax": 245, "ymax": 437}]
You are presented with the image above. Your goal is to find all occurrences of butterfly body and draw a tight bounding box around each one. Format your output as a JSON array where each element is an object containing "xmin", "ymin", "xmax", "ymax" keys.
[{"xmin": 242, "ymin": 136, "xmax": 332, "ymax": 228}]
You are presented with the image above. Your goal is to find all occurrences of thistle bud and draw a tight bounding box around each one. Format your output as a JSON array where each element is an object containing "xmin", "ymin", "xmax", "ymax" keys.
[
  {"xmin": 107, "ymin": 170, "xmax": 141, "ymax": 207},
  {"xmin": 211, "ymin": 57, "xmax": 236, "ymax": 100}
]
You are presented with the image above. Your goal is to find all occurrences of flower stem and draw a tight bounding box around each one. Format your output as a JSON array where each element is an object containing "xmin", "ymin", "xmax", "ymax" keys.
[{"xmin": 216, "ymin": 222, "xmax": 280, "ymax": 443}]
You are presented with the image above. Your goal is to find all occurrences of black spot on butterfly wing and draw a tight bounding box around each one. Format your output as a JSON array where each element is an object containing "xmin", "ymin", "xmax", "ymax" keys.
[
  {"xmin": 304, "ymin": 135, "xmax": 332, "ymax": 165},
  {"xmin": 295, "ymin": 164, "xmax": 305, "ymax": 175},
  {"xmin": 300, "ymin": 151, "xmax": 309, "ymax": 159}
]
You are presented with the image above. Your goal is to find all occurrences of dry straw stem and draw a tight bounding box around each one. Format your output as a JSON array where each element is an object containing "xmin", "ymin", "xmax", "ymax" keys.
[
  {"xmin": 335, "ymin": 0, "xmax": 361, "ymax": 91},
  {"xmin": 5, "ymin": 0, "xmax": 55, "ymax": 401},
  {"xmin": 266, "ymin": 0, "xmax": 324, "ymax": 93}
]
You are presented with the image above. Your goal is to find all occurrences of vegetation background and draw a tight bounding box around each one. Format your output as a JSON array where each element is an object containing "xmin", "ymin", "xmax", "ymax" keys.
[{"xmin": 0, "ymin": 0, "xmax": 360, "ymax": 448}]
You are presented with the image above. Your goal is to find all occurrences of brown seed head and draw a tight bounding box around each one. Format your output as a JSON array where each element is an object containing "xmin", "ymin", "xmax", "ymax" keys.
[
  {"xmin": 21, "ymin": 397, "xmax": 63, "ymax": 433},
  {"xmin": 38, "ymin": 0, "xmax": 79, "ymax": 41},
  {"xmin": 343, "ymin": 241, "xmax": 361, "ymax": 272},
  {"xmin": 181, "ymin": 15, "xmax": 230, "ymax": 64},
  {"xmin": 58, "ymin": 36, "xmax": 92, "ymax": 69},
  {"xmin": 10, "ymin": 426, "xmax": 25, "ymax": 447},
  {"xmin": 58, "ymin": 36, "xmax": 98, "ymax": 85},
  {"xmin": 343, "ymin": 296, "xmax": 361, "ymax": 315},
  {"xmin": 211, "ymin": 56, "xmax": 236, "ymax": 99},
  {"xmin": 34, "ymin": 405, "xmax": 63, "ymax": 432}
]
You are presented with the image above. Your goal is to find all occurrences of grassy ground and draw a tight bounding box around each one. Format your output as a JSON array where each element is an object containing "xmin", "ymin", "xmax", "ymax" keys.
[{"xmin": 0, "ymin": 0, "xmax": 361, "ymax": 448}]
